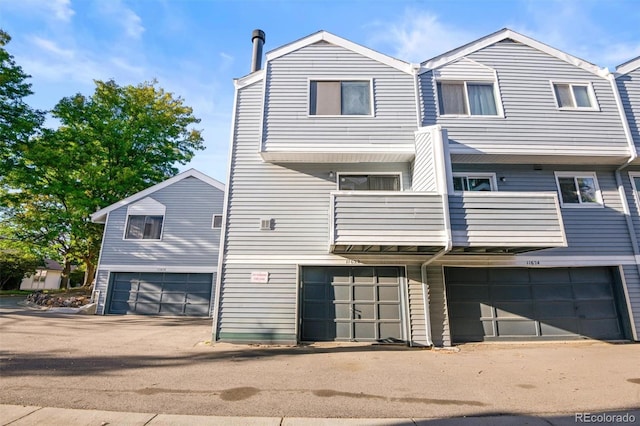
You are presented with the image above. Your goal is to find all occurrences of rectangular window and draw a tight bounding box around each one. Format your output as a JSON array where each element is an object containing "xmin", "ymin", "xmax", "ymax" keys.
[
  {"xmin": 125, "ymin": 215, "xmax": 164, "ymax": 239},
  {"xmin": 310, "ymin": 80, "xmax": 371, "ymax": 116},
  {"xmin": 554, "ymin": 172, "xmax": 602, "ymax": 207},
  {"xmin": 34, "ymin": 270, "xmax": 47, "ymax": 283},
  {"xmin": 437, "ymin": 82, "xmax": 498, "ymax": 116},
  {"xmin": 452, "ymin": 174, "xmax": 497, "ymax": 192},
  {"xmin": 339, "ymin": 174, "xmax": 400, "ymax": 191},
  {"xmin": 212, "ymin": 215, "xmax": 223, "ymax": 229},
  {"xmin": 552, "ymin": 83, "xmax": 595, "ymax": 109}
]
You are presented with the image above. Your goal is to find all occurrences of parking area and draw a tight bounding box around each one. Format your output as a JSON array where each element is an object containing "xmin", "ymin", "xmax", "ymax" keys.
[{"xmin": 0, "ymin": 304, "xmax": 639, "ymax": 419}]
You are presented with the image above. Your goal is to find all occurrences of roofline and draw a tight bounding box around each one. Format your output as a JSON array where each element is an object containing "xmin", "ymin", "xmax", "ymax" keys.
[
  {"xmin": 420, "ymin": 28, "xmax": 608, "ymax": 78},
  {"xmin": 90, "ymin": 168, "xmax": 225, "ymax": 223},
  {"xmin": 235, "ymin": 69, "xmax": 265, "ymax": 89},
  {"xmin": 616, "ymin": 56, "xmax": 640, "ymax": 76},
  {"xmin": 265, "ymin": 30, "xmax": 417, "ymax": 75}
]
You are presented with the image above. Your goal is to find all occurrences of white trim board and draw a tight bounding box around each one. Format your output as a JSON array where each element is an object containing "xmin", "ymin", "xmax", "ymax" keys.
[
  {"xmin": 616, "ymin": 56, "xmax": 640, "ymax": 76},
  {"xmin": 91, "ymin": 169, "xmax": 225, "ymax": 223},
  {"xmin": 420, "ymin": 28, "xmax": 607, "ymax": 77},
  {"xmin": 265, "ymin": 30, "xmax": 415, "ymax": 75},
  {"xmin": 98, "ymin": 265, "xmax": 218, "ymax": 273}
]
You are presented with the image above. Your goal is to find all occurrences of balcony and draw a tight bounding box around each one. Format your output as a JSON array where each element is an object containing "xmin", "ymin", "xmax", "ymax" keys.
[
  {"xmin": 448, "ymin": 192, "xmax": 567, "ymax": 254},
  {"xmin": 329, "ymin": 192, "xmax": 448, "ymax": 255},
  {"xmin": 329, "ymin": 191, "xmax": 567, "ymax": 258}
]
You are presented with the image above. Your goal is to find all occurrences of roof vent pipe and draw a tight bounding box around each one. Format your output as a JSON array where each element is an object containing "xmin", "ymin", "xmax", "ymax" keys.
[{"xmin": 251, "ymin": 29, "xmax": 266, "ymax": 73}]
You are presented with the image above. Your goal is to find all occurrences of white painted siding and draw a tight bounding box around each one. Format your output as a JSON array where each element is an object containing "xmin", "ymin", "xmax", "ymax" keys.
[
  {"xmin": 407, "ymin": 264, "xmax": 429, "ymax": 346},
  {"xmin": 420, "ymin": 40, "xmax": 629, "ymax": 158},
  {"xmin": 413, "ymin": 131, "xmax": 437, "ymax": 191},
  {"xmin": 426, "ymin": 265, "xmax": 450, "ymax": 347}
]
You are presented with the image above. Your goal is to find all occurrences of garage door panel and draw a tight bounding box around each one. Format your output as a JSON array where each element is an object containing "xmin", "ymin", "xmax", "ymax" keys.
[
  {"xmin": 301, "ymin": 266, "xmax": 403, "ymax": 342},
  {"xmin": 446, "ymin": 267, "xmax": 625, "ymax": 342},
  {"xmin": 492, "ymin": 285, "xmax": 532, "ymax": 300},
  {"xmin": 354, "ymin": 286, "xmax": 374, "ymax": 301},
  {"xmin": 540, "ymin": 320, "xmax": 580, "ymax": 336},
  {"xmin": 573, "ymin": 283, "xmax": 615, "ymax": 299},
  {"xmin": 107, "ymin": 272, "xmax": 212, "ymax": 316},
  {"xmin": 581, "ymin": 319, "xmax": 621, "ymax": 338},
  {"xmin": 495, "ymin": 302, "xmax": 534, "ymax": 319},
  {"xmin": 496, "ymin": 320, "xmax": 537, "ymax": 336},
  {"xmin": 532, "ymin": 284, "xmax": 573, "ymax": 300},
  {"xmin": 448, "ymin": 284, "xmax": 490, "ymax": 301},
  {"xmin": 536, "ymin": 301, "xmax": 575, "ymax": 318}
]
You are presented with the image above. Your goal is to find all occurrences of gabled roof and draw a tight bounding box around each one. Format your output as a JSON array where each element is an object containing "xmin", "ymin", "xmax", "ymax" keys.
[
  {"xmin": 90, "ymin": 169, "xmax": 225, "ymax": 223},
  {"xmin": 420, "ymin": 28, "xmax": 607, "ymax": 77},
  {"xmin": 616, "ymin": 56, "xmax": 640, "ymax": 76},
  {"xmin": 43, "ymin": 259, "xmax": 63, "ymax": 271},
  {"xmin": 265, "ymin": 30, "xmax": 416, "ymax": 75}
]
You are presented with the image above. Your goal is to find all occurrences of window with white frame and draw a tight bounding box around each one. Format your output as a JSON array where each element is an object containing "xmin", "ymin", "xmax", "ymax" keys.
[
  {"xmin": 338, "ymin": 174, "xmax": 400, "ymax": 191},
  {"xmin": 212, "ymin": 214, "xmax": 223, "ymax": 229},
  {"xmin": 309, "ymin": 80, "xmax": 372, "ymax": 116},
  {"xmin": 554, "ymin": 172, "xmax": 602, "ymax": 207},
  {"xmin": 437, "ymin": 81, "xmax": 499, "ymax": 116},
  {"xmin": 33, "ymin": 270, "xmax": 47, "ymax": 283},
  {"xmin": 125, "ymin": 215, "xmax": 164, "ymax": 239},
  {"xmin": 452, "ymin": 173, "xmax": 497, "ymax": 192},
  {"xmin": 552, "ymin": 82, "xmax": 596, "ymax": 109}
]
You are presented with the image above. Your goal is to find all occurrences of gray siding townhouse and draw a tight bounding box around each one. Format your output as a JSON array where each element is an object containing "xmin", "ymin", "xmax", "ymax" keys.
[
  {"xmin": 91, "ymin": 169, "xmax": 225, "ymax": 316},
  {"xmin": 213, "ymin": 29, "xmax": 639, "ymax": 346}
]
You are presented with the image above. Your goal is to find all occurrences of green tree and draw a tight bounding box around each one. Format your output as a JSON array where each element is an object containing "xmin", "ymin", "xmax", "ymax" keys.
[
  {"xmin": 2, "ymin": 79, "xmax": 205, "ymax": 287},
  {"xmin": 0, "ymin": 29, "xmax": 44, "ymax": 176},
  {"xmin": 0, "ymin": 223, "xmax": 43, "ymax": 290}
]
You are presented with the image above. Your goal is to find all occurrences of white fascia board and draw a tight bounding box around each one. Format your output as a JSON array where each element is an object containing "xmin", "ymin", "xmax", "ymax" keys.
[
  {"xmin": 616, "ymin": 56, "xmax": 640, "ymax": 76},
  {"xmin": 265, "ymin": 30, "xmax": 415, "ymax": 75},
  {"xmin": 90, "ymin": 168, "xmax": 225, "ymax": 223},
  {"xmin": 235, "ymin": 70, "xmax": 265, "ymax": 89},
  {"xmin": 420, "ymin": 28, "xmax": 607, "ymax": 78}
]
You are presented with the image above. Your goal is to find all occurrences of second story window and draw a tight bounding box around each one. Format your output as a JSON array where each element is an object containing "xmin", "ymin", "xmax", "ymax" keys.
[
  {"xmin": 552, "ymin": 82, "xmax": 596, "ymax": 109},
  {"xmin": 339, "ymin": 174, "xmax": 400, "ymax": 191},
  {"xmin": 437, "ymin": 82, "xmax": 498, "ymax": 116},
  {"xmin": 309, "ymin": 80, "xmax": 372, "ymax": 116},
  {"xmin": 452, "ymin": 173, "xmax": 497, "ymax": 192},
  {"xmin": 125, "ymin": 215, "xmax": 164, "ymax": 240},
  {"xmin": 554, "ymin": 172, "xmax": 602, "ymax": 207}
]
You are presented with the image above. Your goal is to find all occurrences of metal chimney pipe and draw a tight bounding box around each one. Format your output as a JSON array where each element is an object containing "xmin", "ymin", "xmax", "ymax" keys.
[{"xmin": 251, "ymin": 29, "xmax": 266, "ymax": 73}]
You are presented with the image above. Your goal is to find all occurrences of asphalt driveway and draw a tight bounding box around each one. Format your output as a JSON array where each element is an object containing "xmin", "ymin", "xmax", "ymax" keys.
[{"xmin": 1, "ymin": 304, "xmax": 639, "ymax": 420}]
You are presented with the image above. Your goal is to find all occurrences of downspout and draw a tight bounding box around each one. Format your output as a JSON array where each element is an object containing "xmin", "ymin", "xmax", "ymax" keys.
[
  {"xmin": 420, "ymin": 125, "xmax": 453, "ymax": 347},
  {"xmin": 608, "ymin": 71, "xmax": 640, "ymax": 340}
]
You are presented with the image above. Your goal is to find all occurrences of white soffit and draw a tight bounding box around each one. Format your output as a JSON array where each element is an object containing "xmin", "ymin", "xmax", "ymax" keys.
[
  {"xmin": 235, "ymin": 69, "xmax": 265, "ymax": 89},
  {"xmin": 420, "ymin": 28, "xmax": 607, "ymax": 77},
  {"xmin": 265, "ymin": 30, "xmax": 415, "ymax": 75},
  {"xmin": 90, "ymin": 168, "xmax": 225, "ymax": 223},
  {"xmin": 616, "ymin": 56, "xmax": 640, "ymax": 76}
]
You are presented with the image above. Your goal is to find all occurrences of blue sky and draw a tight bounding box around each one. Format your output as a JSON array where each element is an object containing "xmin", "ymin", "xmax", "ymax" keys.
[{"xmin": 1, "ymin": 0, "xmax": 639, "ymax": 182}]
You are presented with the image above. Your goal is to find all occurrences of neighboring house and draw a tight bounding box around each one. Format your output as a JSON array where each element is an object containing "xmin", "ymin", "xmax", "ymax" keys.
[
  {"xmin": 212, "ymin": 28, "xmax": 639, "ymax": 346},
  {"xmin": 91, "ymin": 169, "xmax": 225, "ymax": 316},
  {"xmin": 20, "ymin": 259, "xmax": 63, "ymax": 290}
]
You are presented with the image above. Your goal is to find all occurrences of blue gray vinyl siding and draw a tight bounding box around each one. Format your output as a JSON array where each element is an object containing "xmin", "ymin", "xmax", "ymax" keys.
[
  {"xmin": 426, "ymin": 265, "xmax": 450, "ymax": 347},
  {"xmin": 621, "ymin": 264, "xmax": 640, "ymax": 338},
  {"xmin": 448, "ymin": 192, "xmax": 565, "ymax": 248},
  {"xmin": 419, "ymin": 40, "xmax": 629, "ymax": 158},
  {"xmin": 407, "ymin": 265, "xmax": 429, "ymax": 346},
  {"xmin": 451, "ymin": 164, "xmax": 634, "ymax": 257},
  {"xmin": 261, "ymin": 42, "xmax": 417, "ymax": 153},
  {"xmin": 413, "ymin": 130, "xmax": 437, "ymax": 191},
  {"xmin": 98, "ymin": 177, "xmax": 223, "ymax": 267},
  {"xmin": 331, "ymin": 193, "xmax": 446, "ymax": 247},
  {"xmin": 94, "ymin": 270, "xmax": 110, "ymax": 314},
  {"xmin": 220, "ymin": 80, "xmax": 415, "ymax": 342},
  {"xmin": 616, "ymin": 68, "xmax": 640, "ymax": 151}
]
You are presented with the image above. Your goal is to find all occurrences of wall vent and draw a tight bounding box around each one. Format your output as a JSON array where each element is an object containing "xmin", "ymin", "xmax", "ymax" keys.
[{"xmin": 260, "ymin": 218, "xmax": 273, "ymax": 230}]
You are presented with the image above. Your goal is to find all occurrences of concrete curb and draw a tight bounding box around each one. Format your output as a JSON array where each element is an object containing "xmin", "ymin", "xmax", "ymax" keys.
[{"xmin": 2, "ymin": 405, "xmax": 638, "ymax": 426}]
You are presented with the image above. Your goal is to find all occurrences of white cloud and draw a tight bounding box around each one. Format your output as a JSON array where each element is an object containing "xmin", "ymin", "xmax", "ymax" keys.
[
  {"xmin": 97, "ymin": 0, "xmax": 145, "ymax": 40},
  {"xmin": 367, "ymin": 9, "xmax": 476, "ymax": 63},
  {"xmin": 0, "ymin": 0, "xmax": 74, "ymax": 23},
  {"xmin": 122, "ymin": 7, "xmax": 145, "ymax": 39},
  {"xmin": 30, "ymin": 36, "xmax": 75, "ymax": 59}
]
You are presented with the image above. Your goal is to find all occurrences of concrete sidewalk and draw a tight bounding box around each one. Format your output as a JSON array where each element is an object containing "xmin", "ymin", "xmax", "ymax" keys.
[{"xmin": 2, "ymin": 405, "xmax": 639, "ymax": 425}]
